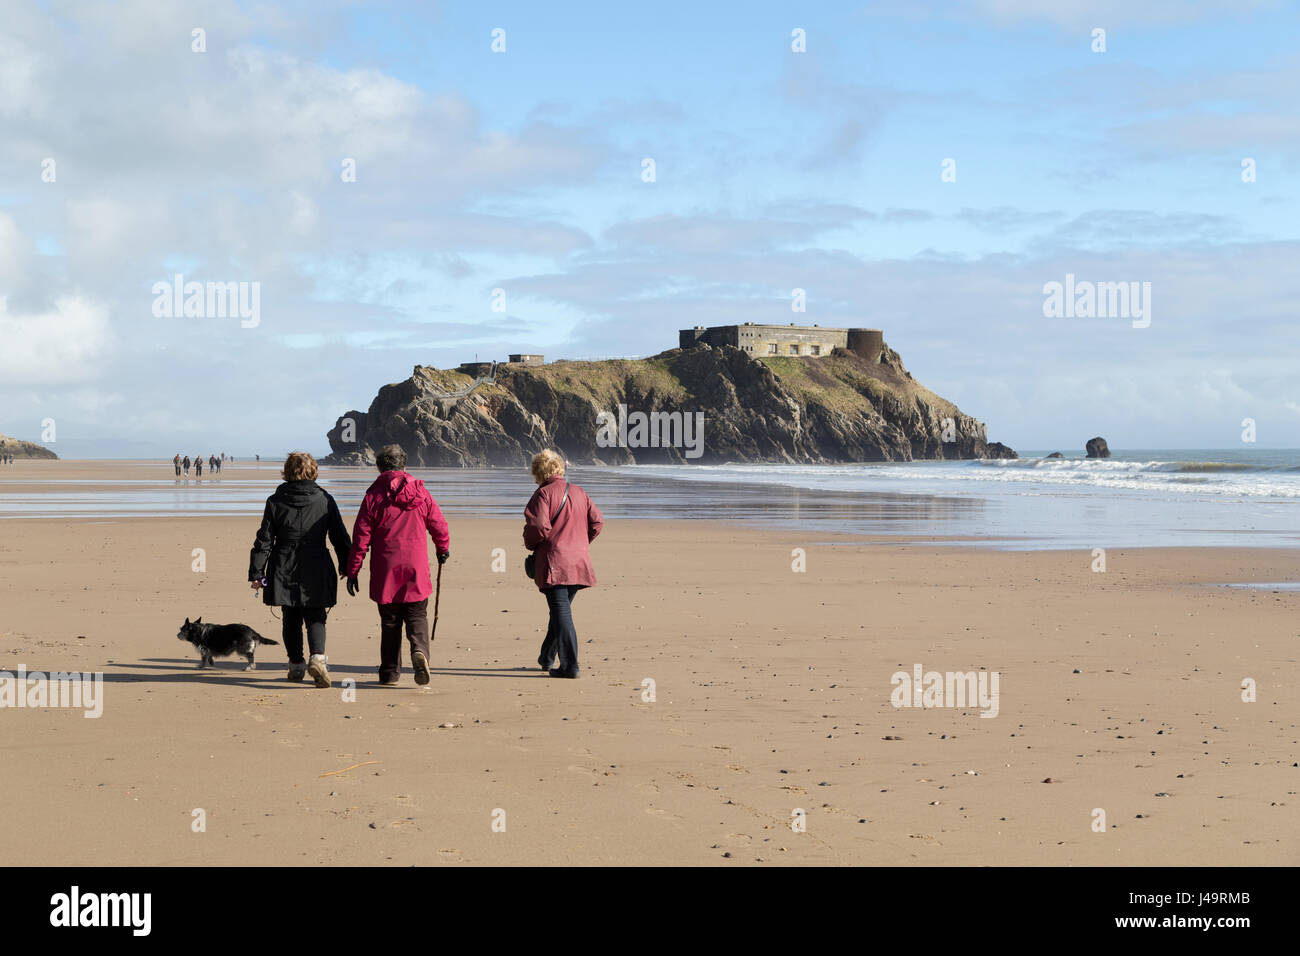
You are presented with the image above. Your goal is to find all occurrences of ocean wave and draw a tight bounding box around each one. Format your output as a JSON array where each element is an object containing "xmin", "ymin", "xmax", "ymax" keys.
[
  {"xmin": 626, "ymin": 457, "xmax": 1300, "ymax": 500},
  {"xmin": 975, "ymin": 458, "xmax": 1263, "ymax": 474}
]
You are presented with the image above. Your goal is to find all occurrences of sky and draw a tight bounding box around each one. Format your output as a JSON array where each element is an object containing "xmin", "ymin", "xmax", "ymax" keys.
[{"xmin": 1, "ymin": 0, "xmax": 1297, "ymax": 458}]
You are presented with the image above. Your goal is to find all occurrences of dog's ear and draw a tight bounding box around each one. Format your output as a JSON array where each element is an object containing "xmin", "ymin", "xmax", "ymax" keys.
[
  {"xmin": 195, "ymin": 616, "xmax": 202, "ymax": 624},
  {"xmin": 184, "ymin": 617, "xmax": 190, "ymax": 625}
]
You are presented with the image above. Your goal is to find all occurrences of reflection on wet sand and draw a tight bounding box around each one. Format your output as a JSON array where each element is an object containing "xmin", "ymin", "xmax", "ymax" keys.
[
  {"xmin": 0, "ymin": 465, "xmax": 986, "ymax": 531},
  {"xmin": 2, "ymin": 461, "xmax": 1296, "ymax": 550}
]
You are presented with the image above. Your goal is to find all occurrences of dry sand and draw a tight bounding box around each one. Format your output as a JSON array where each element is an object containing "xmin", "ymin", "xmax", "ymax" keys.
[{"xmin": 1, "ymin": 463, "xmax": 1297, "ymax": 865}]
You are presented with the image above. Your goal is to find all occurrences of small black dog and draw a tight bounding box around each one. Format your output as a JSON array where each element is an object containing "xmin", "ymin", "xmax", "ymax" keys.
[{"xmin": 177, "ymin": 617, "xmax": 278, "ymax": 670}]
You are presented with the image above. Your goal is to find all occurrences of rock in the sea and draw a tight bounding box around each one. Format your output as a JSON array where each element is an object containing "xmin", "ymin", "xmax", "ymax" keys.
[
  {"xmin": 322, "ymin": 343, "xmax": 1017, "ymax": 466},
  {"xmin": 0, "ymin": 432, "xmax": 58, "ymax": 460},
  {"xmin": 1085, "ymin": 437, "xmax": 1111, "ymax": 459},
  {"xmin": 1045, "ymin": 452, "xmax": 1063, "ymax": 459}
]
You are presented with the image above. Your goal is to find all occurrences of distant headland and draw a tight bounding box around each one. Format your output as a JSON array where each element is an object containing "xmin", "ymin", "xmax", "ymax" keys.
[{"xmin": 0, "ymin": 432, "xmax": 58, "ymax": 460}]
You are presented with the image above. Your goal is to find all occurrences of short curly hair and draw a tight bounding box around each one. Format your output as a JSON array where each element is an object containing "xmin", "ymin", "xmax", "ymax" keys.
[
  {"xmin": 376, "ymin": 444, "xmax": 407, "ymax": 472},
  {"xmin": 282, "ymin": 451, "xmax": 318, "ymax": 482},
  {"xmin": 530, "ymin": 449, "xmax": 565, "ymax": 483}
]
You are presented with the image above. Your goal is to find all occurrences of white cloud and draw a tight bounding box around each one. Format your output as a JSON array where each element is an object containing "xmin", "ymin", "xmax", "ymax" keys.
[
  {"xmin": 0, "ymin": 295, "xmax": 114, "ymax": 384},
  {"xmin": 0, "ymin": 213, "xmax": 33, "ymax": 287}
]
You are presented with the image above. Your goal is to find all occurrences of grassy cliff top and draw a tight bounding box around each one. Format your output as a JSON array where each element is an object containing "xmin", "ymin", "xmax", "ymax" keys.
[
  {"xmin": 756, "ymin": 350, "xmax": 960, "ymax": 417},
  {"xmin": 516, "ymin": 356, "xmax": 687, "ymax": 402},
  {"xmin": 408, "ymin": 345, "xmax": 959, "ymax": 418}
]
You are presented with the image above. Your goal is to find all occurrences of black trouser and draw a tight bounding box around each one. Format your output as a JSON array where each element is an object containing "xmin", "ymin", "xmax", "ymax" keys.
[
  {"xmin": 539, "ymin": 585, "xmax": 581, "ymax": 672},
  {"xmin": 281, "ymin": 606, "xmax": 328, "ymax": 662},
  {"xmin": 378, "ymin": 599, "xmax": 429, "ymax": 681}
]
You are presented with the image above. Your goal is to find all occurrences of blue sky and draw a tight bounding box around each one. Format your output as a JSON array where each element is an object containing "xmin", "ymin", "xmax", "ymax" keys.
[{"xmin": 1, "ymin": 0, "xmax": 1298, "ymax": 456}]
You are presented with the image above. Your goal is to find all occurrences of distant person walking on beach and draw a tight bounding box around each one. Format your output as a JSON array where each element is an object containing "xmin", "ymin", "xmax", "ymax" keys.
[
  {"xmin": 182, "ymin": 455, "xmax": 191, "ymax": 476},
  {"xmin": 524, "ymin": 450, "xmax": 603, "ymax": 678},
  {"xmin": 249, "ymin": 452, "xmax": 352, "ymax": 687},
  {"xmin": 345, "ymin": 444, "xmax": 450, "ymax": 686},
  {"xmin": 194, "ymin": 455, "xmax": 203, "ymax": 477},
  {"xmin": 173, "ymin": 453, "xmax": 182, "ymax": 476}
]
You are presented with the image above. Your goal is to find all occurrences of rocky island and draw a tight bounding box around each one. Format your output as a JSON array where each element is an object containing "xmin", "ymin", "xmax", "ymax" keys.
[{"xmin": 322, "ymin": 324, "xmax": 1017, "ymax": 467}]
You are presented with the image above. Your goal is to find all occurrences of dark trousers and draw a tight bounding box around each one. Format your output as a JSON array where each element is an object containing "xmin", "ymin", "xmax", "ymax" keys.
[
  {"xmin": 281, "ymin": 606, "xmax": 328, "ymax": 662},
  {"xmin": 539, "ymin": 585, "xmax": 581, "ymax": 673},
  {"xmin": 378, "ymin": 599, "xmax": 429, "ymax": 681}
]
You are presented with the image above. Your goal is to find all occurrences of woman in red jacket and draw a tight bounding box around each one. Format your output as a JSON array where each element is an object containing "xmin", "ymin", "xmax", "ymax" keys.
[
  {"xmin": 346, "ymin": 445, "xmax": 450, "ymax": 686},
  {"xmin": 524, "ymin": 449, "xmax": 603, "ymax": 678}
]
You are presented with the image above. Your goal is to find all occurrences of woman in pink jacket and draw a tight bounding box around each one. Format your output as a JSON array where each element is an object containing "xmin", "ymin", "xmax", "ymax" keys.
[
  {"xmin": 346, "ymin": 445, "xmax": 450, "ymax": 686},
  {"xmin": 524, "ymin": 449, "xmax": 603, "ymax": 678}
]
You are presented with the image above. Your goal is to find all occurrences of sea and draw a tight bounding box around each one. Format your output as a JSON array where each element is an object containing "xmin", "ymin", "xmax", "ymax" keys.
[{"xmin": 2, "ymin": 449, "xmax": 1298, "ymax": 551}]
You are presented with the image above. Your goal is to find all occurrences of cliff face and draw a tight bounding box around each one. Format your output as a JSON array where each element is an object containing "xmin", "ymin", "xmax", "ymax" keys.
[
  {"xmin": 0, "ymin": 432, "xmax": 58, "ymax": 460},
  {"xmin": 322, "ymin": 343, "xmax": 1016, "ymax": 466}
]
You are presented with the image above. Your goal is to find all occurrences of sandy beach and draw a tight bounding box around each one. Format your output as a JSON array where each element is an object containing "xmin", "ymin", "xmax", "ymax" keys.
[{"xmin": 0, "ymin": 462, "xmax": 1295, "ymax": 866}]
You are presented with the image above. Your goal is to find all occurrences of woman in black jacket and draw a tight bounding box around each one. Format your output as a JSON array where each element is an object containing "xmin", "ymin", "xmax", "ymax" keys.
[{"xmin": 249, "ymin": 452, "xmax": 352, "ymax": 687}]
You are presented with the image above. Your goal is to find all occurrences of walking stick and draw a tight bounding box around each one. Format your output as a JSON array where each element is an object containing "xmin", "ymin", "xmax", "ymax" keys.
[{"xmin": 431, "ymin": 560, "xmax": 442, "ymax": 643}]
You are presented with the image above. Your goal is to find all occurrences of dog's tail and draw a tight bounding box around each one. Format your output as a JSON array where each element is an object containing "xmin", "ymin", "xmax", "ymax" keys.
[{"xmin": 255, "ymin": 633, "xmax": 279, "ymax": 646}]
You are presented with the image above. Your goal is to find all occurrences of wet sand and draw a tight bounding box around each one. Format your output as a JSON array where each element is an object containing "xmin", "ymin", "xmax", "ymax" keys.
[{"xmin": 0, "ymin": 463, "xmax": 1297, "ymax": 865}]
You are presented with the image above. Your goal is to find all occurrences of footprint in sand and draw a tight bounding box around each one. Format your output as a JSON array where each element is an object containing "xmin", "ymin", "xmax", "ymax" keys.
[{"xmin": 644, "ymin": 807, "xmax": 683, "ymax": 822}]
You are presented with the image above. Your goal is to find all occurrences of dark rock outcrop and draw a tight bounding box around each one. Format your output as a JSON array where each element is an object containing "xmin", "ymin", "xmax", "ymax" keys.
[
  {"xmin": 0, "ymin": 432, "xmax": 58, "ymax": 460},
  {"xmin": 1045, "ymin": 452, "xmax": 1063, "ymax": 459},
  {"xmin": 322, "ymin": 343, "xmax": 1016, "ymax": 466},
  {"xmin": 1085, "ymin": 437, "xmax": 1111, "ymax": 459}
]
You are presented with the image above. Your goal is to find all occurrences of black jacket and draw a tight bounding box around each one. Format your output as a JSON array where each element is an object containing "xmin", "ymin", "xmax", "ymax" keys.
[{"xmin": 248, "ymin": 480, "xmax": 352, "ymax": 607}]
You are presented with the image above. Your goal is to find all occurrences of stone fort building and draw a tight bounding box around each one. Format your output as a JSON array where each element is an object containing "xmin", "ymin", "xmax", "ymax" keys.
[{"xmin": 680, "ymin": 323, "xmax": 884, "ymax": 361}]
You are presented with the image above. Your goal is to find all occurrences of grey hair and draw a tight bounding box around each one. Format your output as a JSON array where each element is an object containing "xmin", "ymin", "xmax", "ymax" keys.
[{"xmin": 376, "ymin": 444, "xmax": 407, "ymax": 472}]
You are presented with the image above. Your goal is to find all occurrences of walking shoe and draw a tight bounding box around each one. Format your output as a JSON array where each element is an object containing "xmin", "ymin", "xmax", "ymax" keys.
[
  {"xmin": 412, "ymin": 650, "xmax": 431, "ymax": 686},
  {"xmin": 307, "ymin": 654, "xmax": 331, "ymax": 688},
  {"xmin": 537, "ymin": 653, "xmax": 551, "ymax": 671},
  {"xmin": 287, "ymin": 662, "xmax": 306, "ymax": 682},
  {"xmin": 548, "ymin": 667, "xmax": 580, "ymax": 679},
  {"xmin": 378, "ymin": 674, "xmax": 400, "ymax": 686}
]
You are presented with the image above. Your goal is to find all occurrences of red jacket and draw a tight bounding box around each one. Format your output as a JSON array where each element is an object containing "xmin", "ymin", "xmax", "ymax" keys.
[
  {"xmin": 524, "ymin": 476, "xmax": 602, "ymax": 591},
  {"xmin": 347, "ymin": 470, "xmax": 450, "ymax": 604}
]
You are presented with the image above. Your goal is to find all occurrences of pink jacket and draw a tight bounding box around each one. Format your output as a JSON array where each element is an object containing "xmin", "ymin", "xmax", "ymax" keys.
[
  {"xmin": 524, "ymin": 476, "xmax": 603, "ymax": 591},
  {"xmin": 347, "ymin": 470, "xmax": 450, "ymax": 604}
]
